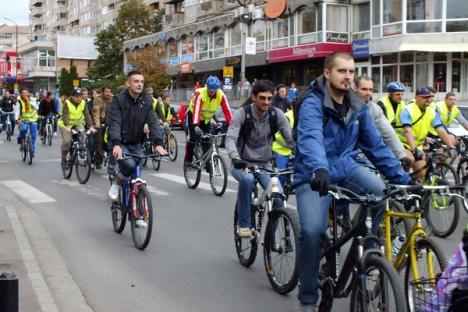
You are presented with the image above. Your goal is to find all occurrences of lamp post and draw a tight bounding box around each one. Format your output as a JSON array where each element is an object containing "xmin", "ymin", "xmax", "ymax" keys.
[
  {"xmin": 3, "ymin": 17, "xmax": 18, "ymax": 83},
  {"xmin": 238, "ymin": 5, "xmax": 255, "ymax": 85}
]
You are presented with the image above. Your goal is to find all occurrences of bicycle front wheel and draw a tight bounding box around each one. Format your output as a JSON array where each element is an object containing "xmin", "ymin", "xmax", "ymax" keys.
[
  {"xmin": 27, "ymin": 137, "xmax": 33, "ymax": 165},
  {"xmin": 47, "ymin": 125, "xmax": 53, "ymax": 145},
  {"xmin": 111, "ymin": 186, "xmax": 126, "ymax": 233},
  {"xmin": 62, "ymin": 150, "xmax": 74, "ymax": 179},
  {"xmin": 167, "ymin": 132, "xmax": 178, "ymax": 161},
  {"xmin": 404, "ymin": 237, "xmax": 447, "ymax": 312},
  {"xmin": 6, "ymin": 124, "xmax": 11, "ymax": 141},
  {"xmin": 21, "ymin": 139, "xmax": 27, "ymax": 162},
  {"xmin": 350, "ymin": 255, "xmax": 406, "ymax": 312},
  {"xmin": 130, "ymin": 185, "xmax": 153, "ymax": 250},
  {"xmin": 184, "ymin": 146, "xmax": 201, "ymax": 189},
  {"xmin": 234, "ymin": 203, "xmax": 258, "ymax": 267},
  {"xmin": 457, "ymin": 157, "xmax": 468, "ymax": 195},
  {"xmin": 75, "ymin": 148, "xmax": 91, "ymax": 184},
  {"xmin": 209, "ymin": 154, "xmax": 227, "ymax": 196},
  {"xmin": 263, "ymin": 207, "xmax": 300, "ymax": 294}
]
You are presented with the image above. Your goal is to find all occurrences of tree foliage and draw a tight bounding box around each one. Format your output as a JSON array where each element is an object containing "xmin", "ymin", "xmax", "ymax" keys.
[{"xmin": 59, "ymin": 65, "xmax": 79, "ymax": 96}]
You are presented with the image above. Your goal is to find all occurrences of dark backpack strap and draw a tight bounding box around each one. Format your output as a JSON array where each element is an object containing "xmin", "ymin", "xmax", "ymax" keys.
[
  {"xmin": 239, "ymin": 105, "xmax": 253, "ymax": 157},
  {"xmin": 268, "ymin": 106, "xmax": 278, "ymax": 140},
  {"xmin": 376, "ymin": 100, "xmax": 387, "ymax": 119}
]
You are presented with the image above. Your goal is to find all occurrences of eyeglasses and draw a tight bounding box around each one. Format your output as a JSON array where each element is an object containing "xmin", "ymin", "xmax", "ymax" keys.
[{"xmin": 258, "ymin": 95, "xmax": 273, "ymax": 102}]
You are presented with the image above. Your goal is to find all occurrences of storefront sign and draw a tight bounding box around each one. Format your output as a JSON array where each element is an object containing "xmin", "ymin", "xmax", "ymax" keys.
[
  {"xmin": 180, "ymin": 54, "xmax": 195, "ymax": 62},
  {"xmin": 226, "ymin": 56, "xmax": 241, "ymax": 67},
  {"xmin": 223, "ymin": 77, "xmax": 233, "ymax": 90},
  {"xmin": 352, "ymin": 39, "xmax": 369, "ymax": 59},
  {"xmin": 245, "ymin": 37, "xmax": 256, "ymax": 55},
  {"xmin": 268, "ymin": 43, "xmax": 352, "ymax": 64},
  {"xmin": 169, "ymin": 56, "xmax": 180, "ymax": 66},
  {"xmin": 223, "ymin": 66, "xmax": 234, "ymax": 78},
  {"xmin": 326, "ymin": 32, "xmax": 349, "ymax": 43},
  {"xmin": 180, "ymin": 62, "xmax": 192, "ymax": 74}
]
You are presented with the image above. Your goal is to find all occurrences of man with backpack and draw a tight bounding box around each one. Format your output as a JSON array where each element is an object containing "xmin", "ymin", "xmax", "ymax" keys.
[
  {"xmin": 293, "ymin": 52, "xmax": 412, "ymax": 311},
  {"xmin": 225, "ymin": 79, "xmax": 294, "ymax": 238}
]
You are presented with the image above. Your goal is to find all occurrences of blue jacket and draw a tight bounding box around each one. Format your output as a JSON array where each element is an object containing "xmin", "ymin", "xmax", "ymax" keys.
[{"xmin": 293, "ymin": 75, "xmax": 411, "ymax": 186}]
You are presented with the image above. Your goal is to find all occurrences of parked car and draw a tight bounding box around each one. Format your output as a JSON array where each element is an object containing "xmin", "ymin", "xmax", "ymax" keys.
[
  {"xmin": 169, "ymin": 104, "xmax": 184, "ymax": 129},
  {"xmin": 178, "ymin": 103, "xmax": 189, "ymax": 131}
]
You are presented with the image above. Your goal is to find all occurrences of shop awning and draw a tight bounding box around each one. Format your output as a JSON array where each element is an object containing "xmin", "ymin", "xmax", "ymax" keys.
[{"xmin": 399, "ymin": 43, "xmax": 468, "ymax": 52}]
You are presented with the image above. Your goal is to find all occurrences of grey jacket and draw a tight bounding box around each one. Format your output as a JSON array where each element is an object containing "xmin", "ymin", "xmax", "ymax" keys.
[
  {"xmin": 226, "ymin": 104, "xmax": 295, "ymax": 165},
  {"xmin": 368, "ymin": 101, "xmax": 407, "ymax": 160}
]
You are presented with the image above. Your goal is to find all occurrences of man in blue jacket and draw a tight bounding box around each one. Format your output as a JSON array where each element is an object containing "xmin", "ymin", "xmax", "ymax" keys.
[{"xmin": 294, "ymin": 52, "xmax": 412, "ymax": 311}]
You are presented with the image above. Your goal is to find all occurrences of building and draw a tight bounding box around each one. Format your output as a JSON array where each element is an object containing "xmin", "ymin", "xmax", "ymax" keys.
[
  {"xmin": 123, "ymin": 0, "xmax": 468, "ymax": 103},
  {"xmin": 0, "ymin": 24, "xmax": 30, "ymax": 90}
]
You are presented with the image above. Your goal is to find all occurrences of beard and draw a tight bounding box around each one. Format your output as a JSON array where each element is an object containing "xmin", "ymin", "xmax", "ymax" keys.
[{"xmin": 328, "ymin": 79, "xmax": 350, "ymax": 95}]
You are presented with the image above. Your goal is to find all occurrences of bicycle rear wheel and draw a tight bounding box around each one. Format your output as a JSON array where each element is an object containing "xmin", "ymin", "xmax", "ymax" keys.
[
  {"xmin": 47, "ymin": 125, "xmax": 53, "ymax": 145},
  {"xmin": 167, "ymin": 132, "xmax": 178, "ymax": 161},
  {"xmin": 62, "ymin": 149, "xmax": 74, "ymax": 179},
  {"xmin": 233, "ymin": 202, "xmax": 259, "ymax": 267},
  {"xmin": 263, "ymin": 207, "xmax": 300, "ymax": 294},
  {"xmin": 184, "ymin": 145, "xmax": 201, "ymax": 189},
  {"xmin": 111, "ymin": 186, "xmax": 126, "ymax": 233},
  {"xmin": 21, "ymin": 139, "xmax": 27, "ymax": 162},
  {"xmin": 75, "ymin": 147, "xmax": 91, "ymax": 184},
  {"xmin": 404, "ymin": 237, "xmax": 447, "ymax": 312},
  {"xmin": 130, "ymin": 185, "xmax": 153, "ymax": 250},
  {"xmin": 457, "ymin": 157, "xmax": 468, "ymax": 195},
  {"xmin": 350, "ymin": 255, "xmax": 406, "ymax": 312},
  {"xmin": 209, "ymin": 154, "xmax": 227, "ymax": 196},
  {"xmin": 6, "ymin": 123, "xmax": 11, "ymax": 141},
  {"xmin": 27, "ymin": 137, "xmax": 33, "ymax": 165}
]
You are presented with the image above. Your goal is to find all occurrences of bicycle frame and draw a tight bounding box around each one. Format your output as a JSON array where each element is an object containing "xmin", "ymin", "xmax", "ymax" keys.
[
  {"xmin": 195, "ymin": 132, "xmax": 224, "ymax": 170},
  {"xmin": 120, "ymin": 164, "xmax": 148, "ymax": 221}
]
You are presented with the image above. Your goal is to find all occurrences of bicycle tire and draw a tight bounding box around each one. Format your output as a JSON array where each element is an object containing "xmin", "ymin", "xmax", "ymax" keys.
[
  {"xmin": 423, "ymin": 176, "xmax": 460, "ymax": 238},
  {"xmin": 75, "ymin": 148, "xmax": 91, "ymax": 184},
  {"xmin": 183, "ymin": 145, "xmax": 201, "ymax": 189},
  {"xmin": 152, "ymin": 157, "xmax": 161, "ymax": 171},
  {"xmin": 209, "ymin": 154, "xmax": 227, "ymax": 196},
  {"xmin": 47, "ymin": 125, "xmax": 53, "ymax": 146},
  {"xmin": 263, "ymin": 207, "xmax": 300, "ymax": 294},
  {"xmin": 62, "ymin": 149, "xmax": 74, "ymax": 179},
  {"xmin": 21, "ymin": 137, "xmax": 27, "ymax": 162},
  {"xmin": 41, "ymin": 129, "xmax": 46, "ymax": 144},
  {"xmin": 6, "ymin": 123, "xmax": 11, "ymax": 141},
  {"xmin": 111, "ymin": 186, "xmax": 126, "ymax": 233},
  {"xmin": 404, "ymin": 237, "xmax": 447, "ymax": 312},
  {"xmin": 350, "ymin": 255, "xmax": 406, "ymax": 312},
  {"xmin": 130, "ymin": 185, "xmax": 153, "ymax": 250},
  {"xmin": 27, "ymin": 136, "xmax": 33, "ymax": 165},
  {"xmin": 167, "ymin": 132, "xmax": 178, "ymax": 161},
  {"xmin": 233, "ymin": 202, "xmax": 258, "ymax": 267},
  {"xmin": 435, "ymin": 162, "xmax": 459, "ymax": 186},
  {"xmin": 456, "ymin": 157, "xmax": 468, "ymax": 196}
]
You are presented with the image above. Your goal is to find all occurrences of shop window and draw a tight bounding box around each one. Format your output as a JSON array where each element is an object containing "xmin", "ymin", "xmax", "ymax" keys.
[
  {"xmin": 252, "ymin": 20, "xmax": 265, "ymax": 51},
  {"xmin": 415, "ymin": 52, "xmax": 427, "ymax": 62},
  {"xmin": 446, "ymin": 20, "xmax": 468, "ymax": 32},
  {"xmin": 400, "ymin": 64, "xmax": 414, "ymax": 92},
  {"xmin": 452, "ymin": 60, "xmax": 461, "ymax": 92},
  {"xmin": 230, "ymin": 23, "xmax": 241, "ymax": 55},
  {"xmin": 452, "ymin": 52, "xmax": 462, "ymax": 59},
  {"xmin": 383, "ymin": 65, "xmax": 398, "ymax": 88},
  {"xmin": 407, "ymin": 0, "xmax": 442, "ymax": 20},
  {"xmin": 304, "ymin": 64, "xmax": 322, "ymax": 85},
  {"xmin": 272, "ymin": 17, "xmax": 288, "ymax": 49},
  {"xmin": 433, "ymin": 53, "xmax": 446, "ymax": 62},
  {"xmin": 298, "ymin": 7, "xmax": 317, "ymax": 44},
  {"xmin": 212, "ymin": 28, "xmax": 224, "ymax": 58},
  {"xmin": 446, "ymin": 0, "xmax": 468, "ymax": 19},
  {"xmin": 400, "ymin": 52, "xmax": 413, "ymax": 63},
  {"xmin": 382, "ymin": 54, "xmax": 397, "ymax": 64},
  {"xmin": 415, "ymin": 63, "xmax": 428, "ymax": 89},
  {"xmin": 371, "ymin": 56, "xmax": 380, "ymax": 65},
  {"xmin": 371, "ymin": 67, "xmax": 381, "ymax": 92},
  {"xmin": 433, "ymin": 63, "xmax": 446, "ymax": 92}
]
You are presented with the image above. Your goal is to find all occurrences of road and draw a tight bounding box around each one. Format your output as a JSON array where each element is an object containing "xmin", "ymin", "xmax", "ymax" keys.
[{"xmin": 0, "ymin": 129, "xmax": 467, "ymax": 312}]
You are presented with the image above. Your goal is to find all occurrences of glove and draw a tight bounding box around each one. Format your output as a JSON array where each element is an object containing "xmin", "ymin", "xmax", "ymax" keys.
[
  {"xmin": 310, "ymin": 169, "xmax": 330, "ymax": 196},
  {"xmin": 400, "ymin": 157, "xmax": 412, "ymax": 171},
  {"xmin": 448, "ymin": 147, "xmax": 458, "ymax": 158},
  {"xmin": 412, "ymin": 148, "xmax": 424, "ymax": 161},
  {"xmin": 194, "ymin": 126, "xmax": 203, "ymax": 140},
  {"xmin": 232, "ymin": 158, "xmax": 247, "ymax": 170}
]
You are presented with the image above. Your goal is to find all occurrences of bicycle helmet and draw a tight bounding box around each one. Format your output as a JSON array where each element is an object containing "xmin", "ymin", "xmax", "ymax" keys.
[
  {"xmin": 206, "ymin": 76, "xmax": 221, "ymax": 91},
  {"xmin": 386, "ymin": 82, "xmax": 406, "ymax": 92}
]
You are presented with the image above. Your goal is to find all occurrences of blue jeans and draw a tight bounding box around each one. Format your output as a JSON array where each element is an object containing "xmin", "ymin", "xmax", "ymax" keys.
[
  {"xmin": 231, "ymin": 164, "xmax": 283, "ymax": 228},
  {"xmin": 296, "ymin": 166, "xmax": 386, "ymax": 305},
  {"xmin": 117, "ymin": 144, "xmax": 143, "ymax": 178},
  {"xmin": 18, "ymin": 122, "xmax": 37, "ymax": 154},
  {"xmin": 1, "ymin": 112, "xmax": 15, "ymax": 133},
  {"xmin": 273, "ymin": 153, "xmax": 290, "ymax": 187}
]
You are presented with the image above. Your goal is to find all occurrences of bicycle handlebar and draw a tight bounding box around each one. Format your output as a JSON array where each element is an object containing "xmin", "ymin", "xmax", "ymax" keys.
[
  {"xmin": 122, "ymin": 153, "xmax": 168, "ymax": 161},
  {"xmin": 247, "ymin": 165, "xmax": 294, "ymax": 176}
]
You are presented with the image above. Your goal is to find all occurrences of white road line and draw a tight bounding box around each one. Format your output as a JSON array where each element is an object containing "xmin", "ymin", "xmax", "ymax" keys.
[
  {"xmin": 39, "ymin": 158, "xmax": 62, "ymax": 162},
  {"xmin": 0, "ymin": 160, "xmax": 10, "ymax": 163},
  {"xmin": 1, "ymin": 180, "xmax": 56, "ymax": 203},
  {"xmin": 201, "ymin": 171, "xmax": 237, "ymax": 183},
  {"xmin": 6, "ymin": 205, "xmax": 60, "ymax": 312},
  {"xmin": 51, "ymin": 179, "xmax": 107, "ymax": 200},
  {"xmin": 151, "ymin": 172, "xmax": 236, "ymax": 193},
  {"xmin": 98, "ymin": 175, "xmax": 169, "ymax": 196}
]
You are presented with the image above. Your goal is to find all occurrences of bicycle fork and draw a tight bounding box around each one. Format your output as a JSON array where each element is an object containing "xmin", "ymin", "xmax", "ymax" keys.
[{"xmin": 130, "ymin": 182, "xmax": 148, "ymax": 221}]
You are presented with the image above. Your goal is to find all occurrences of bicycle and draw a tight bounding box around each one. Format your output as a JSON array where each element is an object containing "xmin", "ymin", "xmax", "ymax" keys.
[
  {"xmin": 183, "ymin": 124, "xmax": 228, "ymax": 196},
  {"xmin": 381, "ymin": 184, "xmax": 467, "ymax": 311},
  {"xmin": 0, "ymin": 109, "xmax": 14, "ymax": 141},
  {"xmin": 233, "ymin": 165, "xmax": 300, "ymax": 294},
  {"xmin": 62, "ymin": 129, "xmax": 92, "ymax": 184},
  {"xmin": 317, "ymin": 185, "xmax": 405, "ymax": 312},
  {"xmin": 40, "ymin": 115, "xmax": 54, "ymax": 146},
  {"xmin": 141, "ymin": 134, "xmax": 162, "ymax": 171},
  {"xmin": 109, "ymin": 153, "xmax": 165, "ymax": 250},
  {"xmin": 19, "ymin": 121, "xmax": 34, "ymax": 165},
  {"xmin": 456, "ymin": 135, "xmax": 468, "ymax": 194},
  {"xmin": 162, "ymin": 125, "xmax": 178, "ymax": 161}
]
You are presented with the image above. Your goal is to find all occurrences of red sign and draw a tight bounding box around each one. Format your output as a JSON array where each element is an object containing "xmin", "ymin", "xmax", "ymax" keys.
[
  {"xmin": 268, "ymin": 43, "xmax": 352, "ymax": 64},
  {"xmin": 264, "ymin": 0, "xmax": 287, "ymax": 19},
  {"xmin": 180, "ymin": 62, "xmax": 192, "ymax": 74}
]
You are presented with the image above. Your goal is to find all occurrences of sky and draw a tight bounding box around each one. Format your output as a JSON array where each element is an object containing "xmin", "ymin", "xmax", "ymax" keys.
[{"xmin": 1, "ymin": 0, "xmax": 30, "ymax": 26}]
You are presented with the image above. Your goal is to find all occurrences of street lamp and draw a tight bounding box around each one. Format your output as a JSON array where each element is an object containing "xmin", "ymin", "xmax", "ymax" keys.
[{"xmin": 3, "ymin": 17, "xmax": 19, "ymax": 82}]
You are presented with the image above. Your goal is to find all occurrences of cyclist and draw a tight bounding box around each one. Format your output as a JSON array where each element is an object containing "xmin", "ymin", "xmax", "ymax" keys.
[
  {"xmin": 184, "ymin": 75, "xmax": 232, "ymax": 169},
  {"xmin": 58, "ymin": 88, "xmax": 94, "ymax": 169},
  {"xmin": 271, "ymin": 100, "xmax": 294, "ymax": 187},
  {"xmin": 377, "ymin": 81, "xmax": 406, "ymax": 128},
  {"xmin": 15, "ymin": 88, "xmax": 39, "ymax": 157},
  {"xmin": 271, "ymin": 83, "xmax": 291, "ymax": 112},
  {"xmin": 38, "ymin": 91, "xmax": 57, "ymax": 137},
  {"xmin": 226, "ymin": 79, "xmax": 294, "ymax": 238},
  {"xmin": 0, "ymin": 91, "xmax": 16, "ymax": 134},
  {"xmin": 293, "ymin": 52, "xmax": 412, "ymax": 311},
  {"xmin": 398, "ymin": 87, "xmax": 456, "ymax": 179},
  {"xmin": 107, "ymin": 70, "xmax": 166, "ymax": 202},
  {"xmin": 93, "ymin": 86, "xmax": 113, "ymax": 169},
  {"xmin": 155, "ymin": 95, "xmax": 177, "ymax": 128}
]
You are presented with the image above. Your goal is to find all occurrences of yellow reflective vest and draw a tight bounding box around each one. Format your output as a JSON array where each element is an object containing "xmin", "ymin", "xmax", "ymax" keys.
[
  {"xmin": 398, "ymin": 102, "xmax": 437, "ymax": 150},
  {"xmin": 58, "ymin": 99, "xmax": 85, "ymax": 128},
  {"xmin": 160, "ymin": 103, "xmax": 172, "ymax": 121},
  {"xmin": 378, "ymin": 95, "xmax": 405, "ymax": 127},
  {"xmin": 18, "ymin": 98, "xmax": 38, "ymax": 122},
  {"xmin": 189, "ymin": 87, "xmax": 223, "ymax": 124},
  {"xmin": 272, "ymin": 110, "xmax": 294, "ymax": 156}
]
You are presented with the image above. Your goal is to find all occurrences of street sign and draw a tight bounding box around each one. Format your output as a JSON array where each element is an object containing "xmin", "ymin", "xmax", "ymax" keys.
[
  {"xmin": 223, "ymin": 77, "xmax": 233, "ymax": 90},
  {"xmin": 223, "ymin": 66, "xmax": 234, "ymax": 78},
  {"xmin": 245, "ymin": 37, "xmax": 257, "ymax": 55},
  {"xmin": 73, "ymin": 80, "xmax": 80, "ymax": 87}
]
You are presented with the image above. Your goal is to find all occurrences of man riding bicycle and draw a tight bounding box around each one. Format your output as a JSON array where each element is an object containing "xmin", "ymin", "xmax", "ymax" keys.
[
  {"xmin": 38, "ymin": 91, "xmax": 58, "ymax": 137},
  {"xmin": 1, "ymin": 91, "xmax": 16, "ymax": 134},
  {"xmin": 155, "ymin": 95, "xmax": 177, "ymax": 128},
  {"xmin": 184, "ymin": 76, "xmax": 232, "ymax": 169},
  {"xmin": 107, "ymin": 70, "xmax": 167, "ymax": 202},
  {"xmin": 16, "ymin": 88, "xmax": 39, "ymax": 157},
  {"xmin": 377, "ymin": 81, "xmax": 407, "ymax": 128}
]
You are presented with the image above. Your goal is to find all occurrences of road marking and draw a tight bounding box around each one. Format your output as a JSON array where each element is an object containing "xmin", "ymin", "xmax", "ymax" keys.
[
  {"xmin": 1, "ymin": 180, "xmax": 56, "ymax": 203},
  {"xmin": 52, "ymin": 179, "xmax": 107, "ymax": 200},
  {"xmin": 151, "ymin": 172, "xmax": 236, "ymax": 193},
  {"xmin": 0, "ymin": 160, "xmax": 10, "ymax": 163},
  {"xmin": 98, "ymin": 175, "xmax": 169, "ymax": 196},
  {"xmin": 6, "ymin": 205, "xmax": 60, "ymax": 312},
  {"xmin": 39, "ymin": 158, "xmax": 62, "ymax": 162},
  {"xmin": 201, "ymin": 171, "xmax": 237, "ymax": 183}
]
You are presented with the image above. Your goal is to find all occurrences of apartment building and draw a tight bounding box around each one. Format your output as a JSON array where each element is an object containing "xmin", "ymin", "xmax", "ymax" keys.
[
  {"xmin": 124, "ymin": 0, "xmax": 468, "ymax": 102},
  {"xmin": 0, "ymin": 25, "xmax": 30, "ymax": 89}
]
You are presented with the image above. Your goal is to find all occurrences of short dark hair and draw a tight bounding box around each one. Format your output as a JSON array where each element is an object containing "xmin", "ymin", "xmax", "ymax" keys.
[
  {"xmin": 252, "ymin": 79, "xmax": 274, "ymax": 96},
  {"xmin": 426, "ymin": 86, "xmax": 437, "ymax": 94},
  {"xmin": 102, "ymin": 85, "xmax": 112, "ymax": 92},
  {"xmin": 445, "ymin": 92, "xmax": 456, "ymax": 99},
  {"xmin": 324, "ymin": 52, "xmax": 353, "ymax": 70},
  {"xmin": 162, "ymin": 94, "xmax": 170, "ymax": 100},
  {"xmin": 276, "ymin": 83, "xmax": 286, "ymax": 91},
  {"xmin": 19, "ymin": 87, "xmax": 28, "ymax": 93},
  {"xmin": 81, "ymin": 87, "xmax": 88, "ymax": 93},
  {"xmin": 354, "ymin": 74, "xmax": 373, "ymax": 87},
  {"xmin": 127, "ymin": 70, "xmax": 143, "ymax": 79},
  {"xmin": 47, "ymin": 91, "xmax": 54, "ymax": 97}
]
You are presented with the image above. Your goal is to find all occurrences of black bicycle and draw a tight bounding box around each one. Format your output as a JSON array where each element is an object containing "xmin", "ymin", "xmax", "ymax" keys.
[
  {"xmin": 163, "ymin": 125, "xmax": 178, "ymax": 161},
  {"xmin": 0, "ymin": 109, "xmax": 14, "ymax": 141},
  {"xmin": 19, "ymin": 121, "xmax": 34, "ymax": 165},
  {"xmin": 62, "ymin": 129, "xmax": 92, "ymax": 184},
  {"xmin": 40, "ymin": 115, "xmax": 55, "ymax": 146}
]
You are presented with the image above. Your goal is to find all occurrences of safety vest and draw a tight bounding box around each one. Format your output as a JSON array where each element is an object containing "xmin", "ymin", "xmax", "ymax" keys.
[
  {"xmin": 151, "ymin": 97, "xmax": 157, "ymax": 110},
  {"xmin": 272, "ymin": 110, "xmax": 294, "ymax": 156},
  {"xmin": 18, "ymin": 98, "xmax": 38, "ymax": 122},
  {"xmin": 437, "ymin": 100, "xmax": 459, "ymax": 126},
  {"xmin": 58, "ymin": 99, "xmax": 85, "ymax": 128},
  {"xmin": 160, "ymin": 103, "xmax": 172, "ymax": 121},
  {"xmin": 189, "ymin": 87, "xmax": 224, "ymax": 124},
  {"xmin": 398, "ymin": 102, "xmax": 437, "ymax": 150},
  {"xmin": 378, "ymin": 95, "xmax": 405, "ymax": 127}
]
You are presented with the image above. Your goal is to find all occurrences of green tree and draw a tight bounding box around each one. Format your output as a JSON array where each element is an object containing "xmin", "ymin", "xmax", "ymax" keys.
[{"xmin": 59, "ymin": 68, "xmax": 71, "ymax": 96}]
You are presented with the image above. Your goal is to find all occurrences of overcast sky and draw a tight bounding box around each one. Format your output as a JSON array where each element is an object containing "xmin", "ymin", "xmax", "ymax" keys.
[{"xmin": 1, "ymin": 0, "xmax": 30, "ymax": 26}]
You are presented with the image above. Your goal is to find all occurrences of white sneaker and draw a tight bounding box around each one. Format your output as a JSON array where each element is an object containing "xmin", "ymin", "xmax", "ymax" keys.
[
  {"xmin": 136, "ymin": 219, "xmax": 147, "ymax": 229},
  {"xmin": 108, "ymin": 183, "xmax": 120, "ymax": 202},
  {"xmin": 237, "ymin": 227, "xmax": 252, "ymax": 238}
]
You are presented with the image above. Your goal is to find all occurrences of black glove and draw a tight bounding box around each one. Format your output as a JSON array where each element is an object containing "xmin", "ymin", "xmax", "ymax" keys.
[
  {"xmin": 412, "ymin": 148, "xmax": 424, "ymax": 161},
  {"xmin": 232, "ymin": 158, "xmax": 247, "ymax": 170},
  {"xmin": 194, "ymin": 126, "xmax": 203, "ymax": 140},
  {"xmin": 311, "ymin": 169, "xmax": 330, "ymax": 196},
  {"xmin": 400, "ymin": 157, "xmax": 412, "ymax": 171}
]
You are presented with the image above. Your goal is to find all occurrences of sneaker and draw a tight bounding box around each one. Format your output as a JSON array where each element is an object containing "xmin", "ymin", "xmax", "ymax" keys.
[
  {"xmin": 237, "ymin": 227, "xmax": 252, "ymax": 238},
  {"xmin": 299, "ymin": 304, "xmax": 317, "ymax": 312},
  {"xmin": 135, "ymin": 219, "xmax": 147, "ymax": 229},
  {"xmin": 108, "ymin": 183, "xmax": 120, "ymax": 202},
  {"xmin": 53, "ymin": 132, "xmax": 57, "ymax": 136}
]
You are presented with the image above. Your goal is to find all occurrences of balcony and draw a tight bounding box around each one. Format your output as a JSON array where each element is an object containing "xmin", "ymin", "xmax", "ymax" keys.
[
  {"xmin": 164, "ymin": 13, "xmax": 184, "ymax": 27},
  {"xmin": 31, "ymin": 6, "xmax": 44, "ymax": 18},
  {"xmin": 32, "ymin": 0, "xmax": 43, "ymax": 6}
]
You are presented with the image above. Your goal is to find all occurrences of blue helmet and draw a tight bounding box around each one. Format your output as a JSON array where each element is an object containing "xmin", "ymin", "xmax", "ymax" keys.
[
  {"xmin": 386, "ymin": 82, "xmax": 406, "ymax": 92},
  {"xmin": 206, "ymin": 76, "xmax": 221, "ymax": 91}
]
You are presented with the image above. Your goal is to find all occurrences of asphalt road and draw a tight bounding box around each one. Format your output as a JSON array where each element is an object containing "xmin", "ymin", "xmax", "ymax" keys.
[{"xmin": 0, "ymin": 129, "xmax": 467, "ymax": 312}]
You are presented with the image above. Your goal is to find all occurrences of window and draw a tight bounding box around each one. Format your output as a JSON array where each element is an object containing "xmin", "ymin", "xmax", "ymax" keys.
[
  {"xmin": 372, "ymin": 0, "xmax": 381, "ymax": 37},
  {"xmin": 272, "ymin": 17, "xmax": 288, "ymax": 48},
  {"xmin": 167, "ymin": 39, "xmax": 177, "ymax": 57},
  {"xmin": 433, "ymin": 63, "xmax": 447, "ymax": 92},
  {"xmin": 230, "ymin": 23, "xmax": 241, "ymax": 55},
  {"xmin": 251, "ymin": 20, "xmax": 265, "ymax": 51},
  {"xmin": 298, "ymin": 7, "xmax": 317, "ymax": 44},
  {"xmin": 452, "ymin": 60, "xmax": 461, "ymax": 92},
  {"xmin": 383, "ymin": 0, "xmax": 402, "ymax": 35},
  {"xmin": 400, "ymin": 65, "xmax": 414, "ymax": 92},
  {"xmin": 327, "ymin": 5, "xmax": 348, "ymax": 32},
  {"xmin": 383, "ymin": 65, "xmax": 398, "ymax": 88},
  {"xmin": 353, "ymin": 2, "xmax": 370, "ymax": 34},
  {"xmin": 446, "ymin": 21, "xmax": 468, "ymax": 32},
  {"xmin": 372, "ymin": 67, "xmax": 381, "ymax": 92},
  {"xmin": 415, "ymin": 63, "xmax": 428, "ymax": 88},
  {"xmin": 212, "ymin": 28, "xmax": 224, "ymax": 58},
  {"xmin": 446, "ymin": 0, "xmax": 468, "ymax": 19},
  {"xmin": 185, "ymin": 0, "xmax": 198, "ymax": 7},
  {"xmin": 407, "ymin": 0, "xmax": 442, "ymax": 20},
  {"xmin": 197, "ymin": 33, "xmax": 209, "ymax": 60}
]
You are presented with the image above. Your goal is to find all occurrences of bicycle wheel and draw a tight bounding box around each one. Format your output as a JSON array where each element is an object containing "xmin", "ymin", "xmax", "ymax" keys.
[
  {"xmin": 41, "ymin": 128, "xmax": 46, "ymax": 144},
  {"xmin": 350, "ymin": 255, "xmax": 406, "ymax": 312},
  {"xmin": 75, "ymin": 147, "xmax": 91, "ymax": 184},
  {"xmin": 111, "ymin": 186, "xmax": 126, "ymax": 233},
  {"xmin": 404, "ymin": 237, "xmax": 447, "ymax": 312},
  {"xmin": 423, "ymin": 176, "xmax": 460, "ymax": 238},
  {"xmin": 263, "ymin": 207, "xmax": 300, "ymax": 294},
  {"xmin": 130, "ymin": 185, "xmax": 153, "ymax": 250},
  {"xmin": 6, "ymin": 123, "xmax": 11, "ymax": 141},
  {"xmin": 21, "ymin": 139, "xmax": 27, "ymax": 162},
  {"xmin": 141, "ymin": 144, "xmax": 150, "ymax": 167},
  {"xmin": 233, "ymin": 202, "xmax": 259, "ymax": 267},
  {"xmin": 167, "ymin": 132, "xmax": 178, "ymax": 161},
  {"xmin": 183, "ymin": 145, "xmax": 201, "ymax": 189},
  {"xmin": 27, "ymin": 136, "xmax": 33, "ymax": 165},
  {"xmin": 152, "ymin": 156, "xmax": 161, "ymax": 171},
  {"xmin": 209, "ymin": 154, "xmax": 227, "ymax": 196},
  {"xmin": 47, "ymin": 125, "xmax": 53, "ymax": 146},
  {"xmin": 62, "ymin": 149, "xmax": 74, "ymax": 179},
  {"xmin": 457, "ymin": 157, "xmax": 468, "ymax": 193},
  {"xmin": 435, "ymin": 163, "xmax": 459, "ymax": 185}
]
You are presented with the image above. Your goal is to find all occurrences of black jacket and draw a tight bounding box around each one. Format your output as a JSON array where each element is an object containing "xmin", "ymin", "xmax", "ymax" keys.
[
  {"xmin": 108, "ymin": 90, "xmax": 163, "ymax": 147},
  {"xmin": 271, "ymin": 96, "xmax": 291, "ymax": 113},
  {"xmin": 0, "ymin": 96, "xmax": 15, "ymax": 112}
]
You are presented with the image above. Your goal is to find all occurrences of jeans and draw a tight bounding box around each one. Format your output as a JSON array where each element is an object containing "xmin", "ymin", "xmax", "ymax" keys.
[
  {"xmin": 273, "ymin": 153, "xmax": 290, "ymax": 187},
  {"xmin": 18, "ymin": 122, "xmax": 37, "ymax": 154},
  {"xmin": 231, "ymin": 164, "xmax": 283, "ymax": 228},
  {"xmin": 296, "ymin": 166, "xmax": 386, "ymax": 305},
  {"xmin": 1, "ymin": 112, "xmax": 15, "ymax": 134},
  {"xmin": 87, "ymin": 132, "xmax": 96, "ymax": 164},
  {"xmin": 117, "ymin": 144, "xmax": 143, "ymax": 178}
]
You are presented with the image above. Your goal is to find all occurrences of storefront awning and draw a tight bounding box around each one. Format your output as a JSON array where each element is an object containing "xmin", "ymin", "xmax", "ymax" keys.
[{"xmin": 399, "ymin": 43, "xmax": 468, "ymax": 52}]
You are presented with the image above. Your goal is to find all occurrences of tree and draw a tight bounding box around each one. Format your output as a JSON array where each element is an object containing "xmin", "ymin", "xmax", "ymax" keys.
[{"xmin": 58, "ymin": 65, "xmax": 80, "ymax": 96}]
